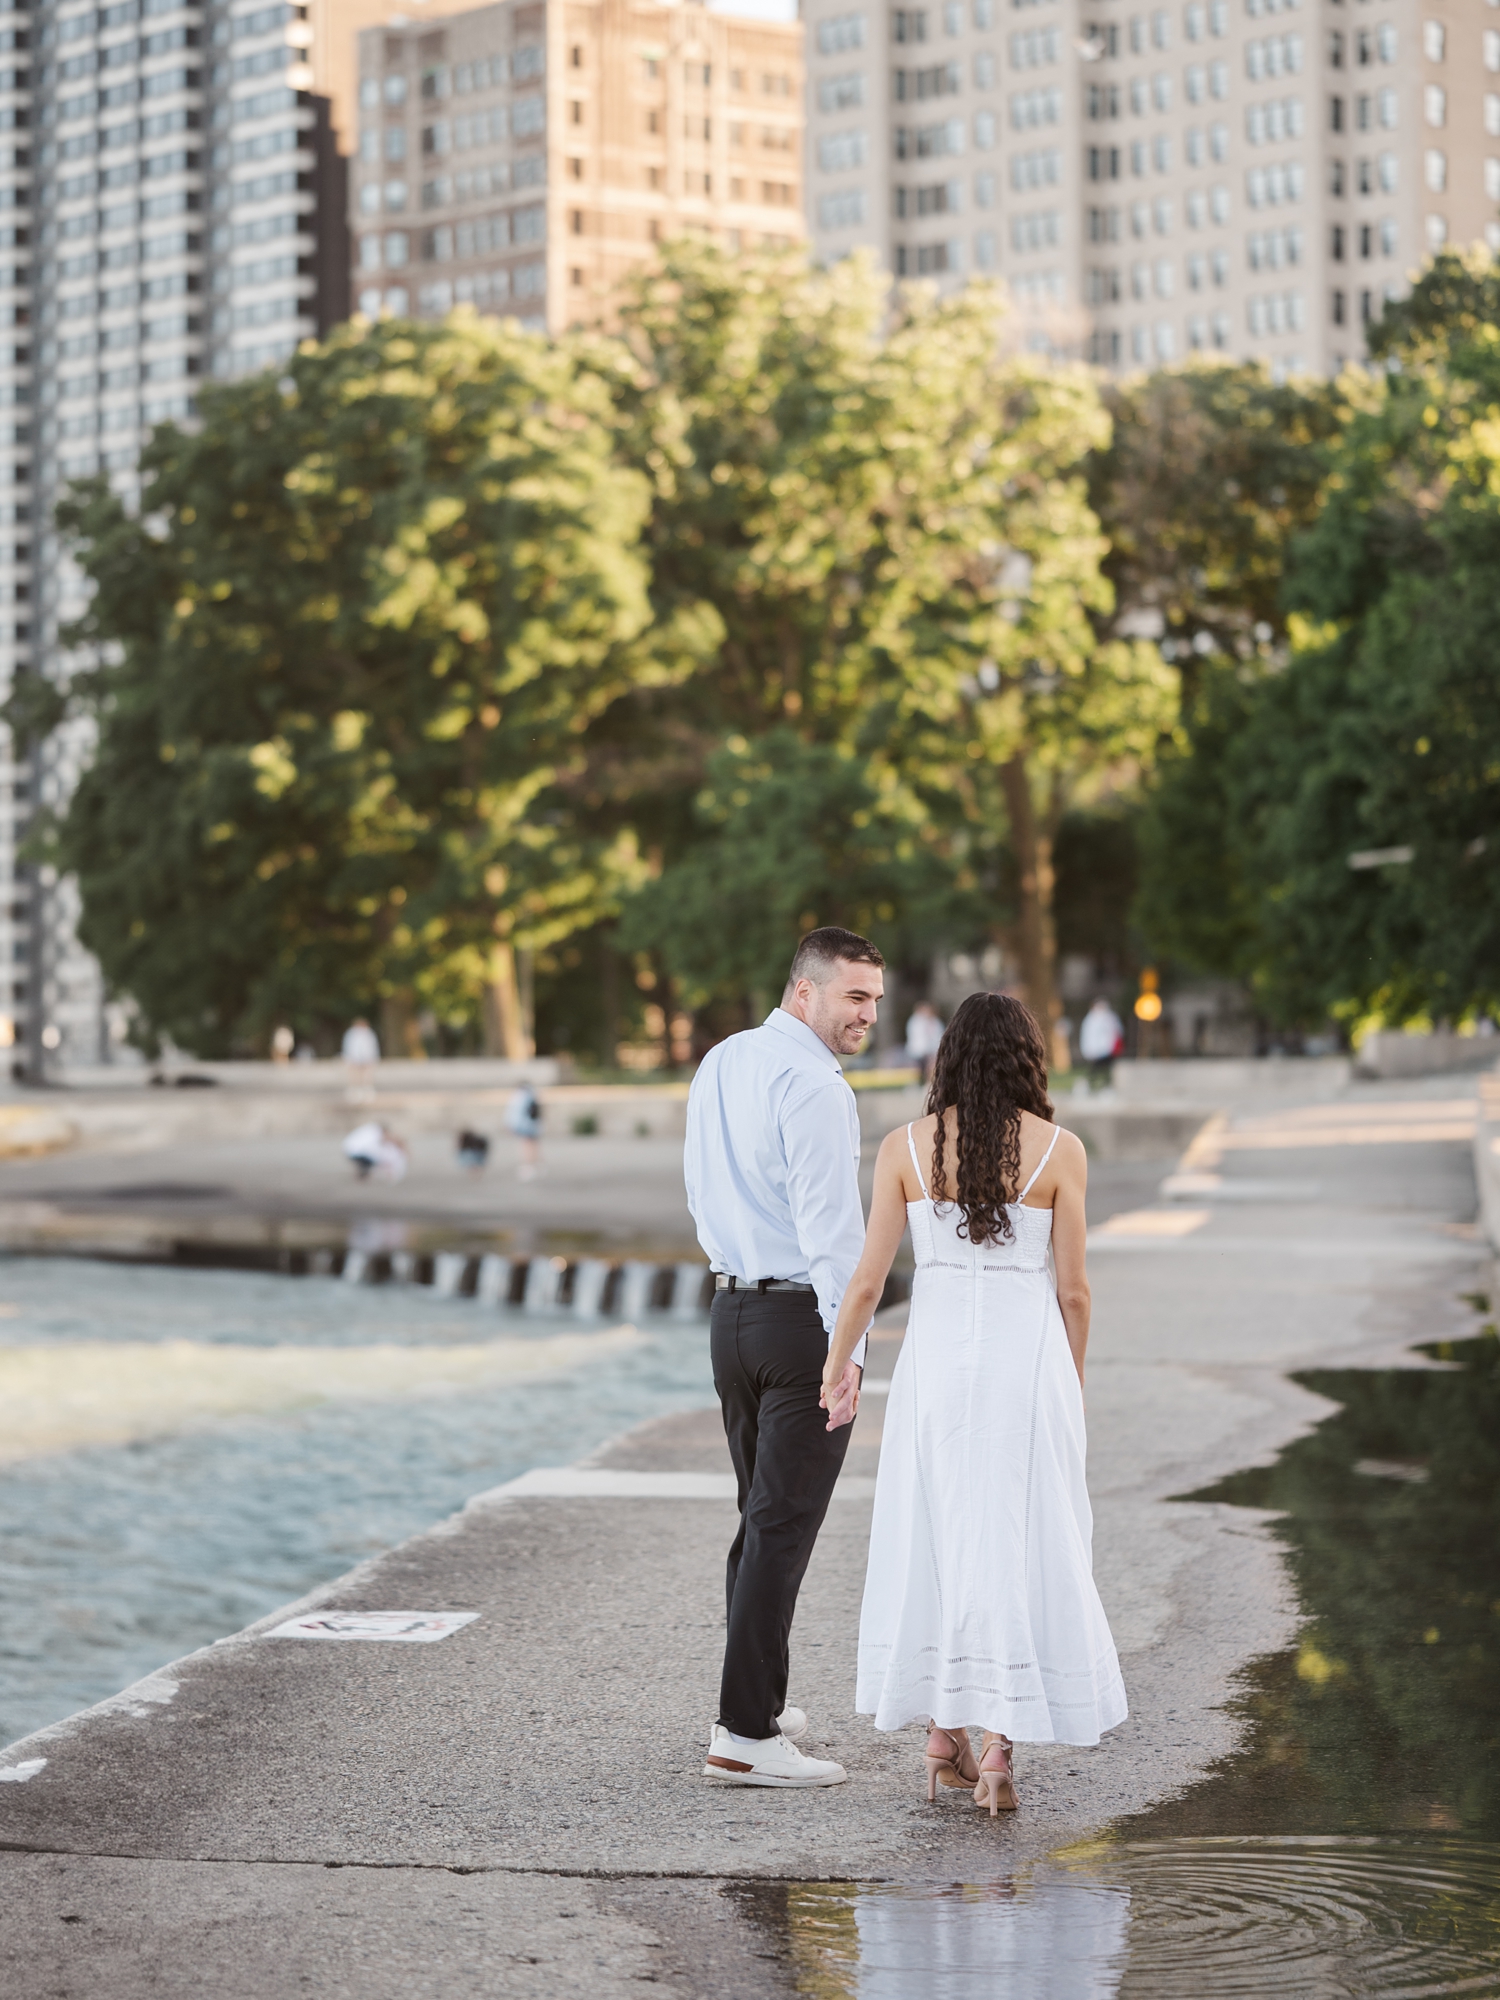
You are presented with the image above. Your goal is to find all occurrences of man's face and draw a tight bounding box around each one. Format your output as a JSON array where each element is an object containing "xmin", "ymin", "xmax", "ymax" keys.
[{"xmin": 790, "ymin": 960, "xmax": 884, "ymax": 1057}]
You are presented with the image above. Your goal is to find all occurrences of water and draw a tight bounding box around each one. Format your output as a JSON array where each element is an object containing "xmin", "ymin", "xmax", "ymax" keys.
[
  {"xmin": 756, "ymin": 1840, "xmax": 1500, "ymax": 1996},
  {"xmin": 7, "ymin": 1263, "xmax": 1500, "ymax": 1993},
  {"xmin": 741, "ymin": 1313, "xmax": 1500, "ymax": 1996},
  {"xmin": 0, "ymin": 1256, "xmax": 714, "ymax": 1747}
]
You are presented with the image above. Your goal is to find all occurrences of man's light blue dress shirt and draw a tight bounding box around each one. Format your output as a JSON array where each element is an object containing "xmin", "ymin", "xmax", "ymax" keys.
[{"xmin": 684, "ymin": 1008, "xmax": 869, "ymax": 1369}]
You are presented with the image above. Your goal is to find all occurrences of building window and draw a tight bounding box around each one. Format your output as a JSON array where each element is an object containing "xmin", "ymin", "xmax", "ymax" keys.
[
  {"xmin": 817, "ymin": 130, "xmax": 868, "ymax": 172},
  {"xmin": 1425, "ymin": 84, "xmax": 1446, "ymax": 128},
  {"xmin": 817, "ymin": 12, "xmax": 867, "ymax": 55},
  {"xmin": 1332, "ymin": 287, "xmax": 1345, "ymax": 325},
  {"xmin": 1423, "ymin": 20, "xmax": 1444, "ymax": 63},
  {"xmin": 1425, "ymin": 213, "xmax": 1447, "ymax": 250},
  {"xmin": 817, "ymin": 187, "xmax": 866, "ymax": 228}
]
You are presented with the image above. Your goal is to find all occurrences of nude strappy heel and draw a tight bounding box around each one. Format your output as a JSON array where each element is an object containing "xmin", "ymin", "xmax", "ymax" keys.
[
  {"xmin": 974, "ymin": 1732, "xmax": 1018, "ymax": 1815},
  {"xmin": 924, "ymin": 1725, "xmax": 979, "ymax": 1801}
]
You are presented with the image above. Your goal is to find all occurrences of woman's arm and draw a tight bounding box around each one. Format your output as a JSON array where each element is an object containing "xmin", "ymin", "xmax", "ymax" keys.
[
  {"xmin": 820, "ymin": 1130, "xmax": 911, "ymax": 1428},
  {"xmin": 1049, "ymin": 1130, "xmax": 1091, "ymax": 1389}
]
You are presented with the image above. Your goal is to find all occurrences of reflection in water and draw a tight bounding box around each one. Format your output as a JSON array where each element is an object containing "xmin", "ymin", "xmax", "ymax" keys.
[
  {"xmin": 773, "ymin": 1839, "xmax": 1500, "ymax": 1998},
  {"xmin": 1132, "ymin": 1324, "xmax": 1500, "ymax": 1843},
  {"xmin": 784, "ymin": 1878, "xmax": 1129, "ymax": 1999},
  {"xmin": 757, "ymin": 1321, "xmax": 1500, "ymax": 1997}
]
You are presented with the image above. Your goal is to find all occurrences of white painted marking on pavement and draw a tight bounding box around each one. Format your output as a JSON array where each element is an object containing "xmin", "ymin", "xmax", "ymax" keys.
[
  {"xmin": 0, "ymin": 1757, "xmax": 45, "ymax": 1782},
  {"xmin": 268, "ymin": 1610, "xmax": 480, "ymax": 1643}
]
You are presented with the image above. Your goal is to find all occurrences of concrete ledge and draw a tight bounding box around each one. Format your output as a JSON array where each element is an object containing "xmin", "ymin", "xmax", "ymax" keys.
[
  {"xmin": 1477, "ymin": 1073, "xmax": 1500, "ymax": 1252},
  {"xmin": 1112, "ymin": 1057, "xmax": 1353, "ymax": 1105},
  {"xmin": 1357, "ymin": 1030, "xmax": 1500, "ymax": 1081}
]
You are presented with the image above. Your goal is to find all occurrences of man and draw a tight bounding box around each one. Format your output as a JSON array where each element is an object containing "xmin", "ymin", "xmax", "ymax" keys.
[
  {"xmin": 341, "ymin": 1016, "xmax": 381, "ymax": 1101},
  {"xmin": 903, "ymin": 999, "xmax": 944, "ymax": 1084},
  {"xmin": 684, "ymin": 926, "xmax": 883, "ymax": 1788},
  {"xmin": 1078, "ymin": 995, "xmax": 1125, "ymax": 1088}
]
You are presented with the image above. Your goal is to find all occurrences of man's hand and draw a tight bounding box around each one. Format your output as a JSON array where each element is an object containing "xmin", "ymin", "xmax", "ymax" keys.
[{"xmin": 819, "ymin": 1359, "xmax": 861, "ymax": 1432}]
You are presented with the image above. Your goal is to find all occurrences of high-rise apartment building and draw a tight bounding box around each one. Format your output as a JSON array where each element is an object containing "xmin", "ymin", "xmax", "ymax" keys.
[
  {"xmin": 348, "ymin": 0, "xmax": 803, "ymax": 334},
  {"xmin": 804, "ymin": 0, "xmax": 1500, "ymax": 374},
  {"xmin": 3, "ymin": 0, "xmax": 353, "ymax": 1075}
]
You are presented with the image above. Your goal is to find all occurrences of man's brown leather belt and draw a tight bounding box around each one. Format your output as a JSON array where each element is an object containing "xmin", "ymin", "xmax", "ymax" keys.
[{"xmin": 714, "ymin": 1276, "xmax": 817, "ymax": 1293}]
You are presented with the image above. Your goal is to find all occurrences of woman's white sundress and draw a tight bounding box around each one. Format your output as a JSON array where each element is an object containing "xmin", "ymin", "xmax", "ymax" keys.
[{"xmin": 855, "ymin": 1123, "xmax": 1128, "ymax": 1745}]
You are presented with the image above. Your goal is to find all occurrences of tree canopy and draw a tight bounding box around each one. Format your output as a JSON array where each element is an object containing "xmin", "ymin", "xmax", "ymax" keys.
[
  {"xmin": 45, "ymin": 314, "xmax": 670, "ymax": 1055},
  {"xmin": 1135, "ymin": 256, "xmax": 1500, "ymax": 1028}
]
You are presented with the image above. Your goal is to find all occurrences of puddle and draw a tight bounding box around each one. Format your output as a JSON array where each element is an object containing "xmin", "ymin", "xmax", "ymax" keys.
[
  {"xmin": 751, "ymin": 1839, "xmax": 1500, "ymax": 1996},
  {"xmin": 733, "ymin": 1314, "xmax": 1500, "ymax": 1995},
  {"xmin": 1128, "ymin": 1320, "xmax": 1500, "ymax": 1844}
]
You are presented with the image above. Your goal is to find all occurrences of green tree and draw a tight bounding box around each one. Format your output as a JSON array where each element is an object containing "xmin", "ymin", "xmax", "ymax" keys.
[
  {"xmin": 1090, "ymin": 362, "xmax": 1343, "ymax": 691},
  {"xmin": 617, "ymin": 729, "xmax": 991, "ymax": 1017},
  {"xmin": 1137, "ymin": 278, "xmax": 1500, "ymax": 1025},
  {"xmin": 42, "ymin": 314, "xmax": 668, "ymax": 1056},
  {"xmin": 611, "ymin": 242, "xmax": 1172, "ymax": 1040}
]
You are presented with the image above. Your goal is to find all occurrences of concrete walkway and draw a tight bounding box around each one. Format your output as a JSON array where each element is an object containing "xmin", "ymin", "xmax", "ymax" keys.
[{"xmin": 0, "ymin": 1075, "xmax": 1488, "ymax": 1996}]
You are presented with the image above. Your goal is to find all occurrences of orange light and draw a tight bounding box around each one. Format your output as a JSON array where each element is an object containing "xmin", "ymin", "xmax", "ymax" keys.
[{"xmin": 1134, "ymin": 992, "xmax": 1163, "ymax": 1022}]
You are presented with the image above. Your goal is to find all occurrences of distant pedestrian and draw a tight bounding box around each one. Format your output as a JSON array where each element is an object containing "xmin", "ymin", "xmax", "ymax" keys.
[
  {"xmin": 505, "ymin": 1085, "xmax": 544, "ymax": 1180},
  {"xmin": 341, "ymin": 1017, "xmax": 380, "ymax": 1099},
  {"xmin": 904, "ymin": 1000, "xmax": 944, "ymax": 1084},
  {"xmin": 1078, "ymin": 997, "xmax": 1125, "ymax": 1087},
  {"xmin": 342, "ymin": 1120, "xmax": 408, "ymax": 1182},
  {"xmin": 456, "ymin": 1128, "xmax": 490, "ymax": 1173},
  {"xmin": 270, "ymin": 1024, "xmax": 295, "ymax": 1065}
]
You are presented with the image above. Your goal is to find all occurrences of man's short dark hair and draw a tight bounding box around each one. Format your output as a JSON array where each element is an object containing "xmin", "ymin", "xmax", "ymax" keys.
[{"xmin": 786, "ymin": 927, "xmax": 885, "ymax": 989}]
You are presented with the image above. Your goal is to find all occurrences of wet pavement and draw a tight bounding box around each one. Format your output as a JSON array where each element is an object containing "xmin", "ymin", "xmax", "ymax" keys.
[{"xmin": 0, "ymin": 1072, "xmax": 1495, "ymax": 1995}]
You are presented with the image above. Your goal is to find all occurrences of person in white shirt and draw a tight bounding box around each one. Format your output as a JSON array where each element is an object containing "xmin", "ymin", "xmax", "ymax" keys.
[
  {"xmin": 342, "ymin": 1121, "xmax": 407, "ymax": 1182},
  {"xmin": 341, "ymin": 1017, "xmax": 381, "ymax": 1099},
  {"xmin": 1078, "ymin": 997, "xmax": 1125, "ymax": 1086},
  {"xmin": 903, "ymin": 1000, "xmax": 944, "ymax": 1083},
  {"xmin": 685, "ymin": 925, "xmax": 883, "ymax": 1790}
]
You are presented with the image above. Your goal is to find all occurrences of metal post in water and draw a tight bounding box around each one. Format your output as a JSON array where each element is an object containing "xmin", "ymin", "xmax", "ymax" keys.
[
  {"xmin": 617, "ymin": 1261, "xmax": 656, "ymax": 1321},
  {"xmin": 671, "ymin": 1262, "xmax": 710, "ymax": 1320},
  {"xmin": 433, "ymin": 1252, "xmax": 469, "ymax": 1298},
  {"xmin": 571, "ymin": 1258, "xmax": 612, "ymax": 1315},
  {"xmin": 524, "ymin": 1256, "xmax": 565, "ymax": 1311},
  {"xmin": 476, "ymin": 1254, "xmax": 512, "ymax": 1306}
]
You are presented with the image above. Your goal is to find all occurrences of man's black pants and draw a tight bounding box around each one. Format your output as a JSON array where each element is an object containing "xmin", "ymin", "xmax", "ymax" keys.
[{"xmin": 711, "ymin": 1286, "xmax": 853, "ymax": 1740}]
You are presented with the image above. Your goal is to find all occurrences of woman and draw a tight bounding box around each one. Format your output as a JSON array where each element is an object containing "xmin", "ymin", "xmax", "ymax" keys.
[{"xmin": 822, "ymin": 992, "xmax": 1126, "ymax": 1814}]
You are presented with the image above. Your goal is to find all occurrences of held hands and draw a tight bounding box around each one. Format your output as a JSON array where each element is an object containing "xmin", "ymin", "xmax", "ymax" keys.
[{"xmin": 820, "ymin": 1358, "xmax": 862, "ymax": 1432}]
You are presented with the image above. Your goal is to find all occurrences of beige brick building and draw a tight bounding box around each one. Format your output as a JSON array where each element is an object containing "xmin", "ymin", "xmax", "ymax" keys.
[
  {"xmin": 804, "ymin": 0, "xmax": 1500, "ymax": 376},
  {"xmin": 350, "ymin": 0, "xmax": 803, "ymax": 333}
]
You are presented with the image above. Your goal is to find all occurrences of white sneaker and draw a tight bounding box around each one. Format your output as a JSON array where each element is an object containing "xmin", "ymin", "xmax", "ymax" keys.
[
  {"xmin": 704, "ymin": 1725, "xmax": 847, "ymax": 1787},
  {"xmin": 777, "ymin": 1706, "xmax": 808, "ymax": 1742}
]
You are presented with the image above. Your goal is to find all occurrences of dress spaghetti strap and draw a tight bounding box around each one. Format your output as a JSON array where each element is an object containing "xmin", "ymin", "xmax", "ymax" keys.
[
  {"xmin": 905, "ymin": 1122, "xmax": 931, "ymax": 1201},
  {"xmin": 1016, "ymin": 1123, "xmax": 1062, "ymax": 1205}
]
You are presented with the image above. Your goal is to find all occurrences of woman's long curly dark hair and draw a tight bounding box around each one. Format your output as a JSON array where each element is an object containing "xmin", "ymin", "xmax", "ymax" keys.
[{"xmin": 927, "ymin": 992, "xmax": 1055, "ymax": 1244}]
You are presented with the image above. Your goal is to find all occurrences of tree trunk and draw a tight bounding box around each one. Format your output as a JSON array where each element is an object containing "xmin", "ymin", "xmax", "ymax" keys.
[
  {"xmin": 599, "ymin": 930, "xmax": 620, "ymax": 1069},
  {"xmin": 482, "ymin": 943, "xmax": 528, "ymax": 1061},
  {"xmin": 517, "ymin": 945, "xmax": 536, "ymax": 1058},
  {"xmin": 380, "ymin": 990, "xmax": 426, "ymax": 1061},
  {"xmin": 998, "ymin": 755, "xmax": 1062, "ymax": 1062}
]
